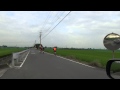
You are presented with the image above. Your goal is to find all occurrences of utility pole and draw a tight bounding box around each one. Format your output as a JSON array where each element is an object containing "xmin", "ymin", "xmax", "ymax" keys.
[
  {"xmin": 35, "ymin": 40, "xmax": 36, "ymax": 44},
  {"xmin": 40, "ymin": 32, "xmax": 42, "ymax": 45},
  {"xmin": 34, "ymin": 40, "xmax": 36, "ymax": 48}
]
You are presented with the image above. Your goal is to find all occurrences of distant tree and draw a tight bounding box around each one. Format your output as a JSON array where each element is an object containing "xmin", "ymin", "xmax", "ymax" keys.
[
  {"xmin": 34, "ymin": 44, "xmax": 40, "ymax": 49},
  {"xmin": 2, "ymin": 45, "xmax": 7, "ymax": 47}
]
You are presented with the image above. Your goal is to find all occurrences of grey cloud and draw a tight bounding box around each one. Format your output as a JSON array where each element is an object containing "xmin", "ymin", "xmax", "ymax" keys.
[{"xmin": 1, "ymin": 11, "xmax": 120, "ymax": 48}]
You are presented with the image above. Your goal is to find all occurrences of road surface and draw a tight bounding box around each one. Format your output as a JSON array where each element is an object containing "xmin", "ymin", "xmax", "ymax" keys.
[{"xmin": 0, "ymin": 48, "xmax": 109, "ymax": 79}]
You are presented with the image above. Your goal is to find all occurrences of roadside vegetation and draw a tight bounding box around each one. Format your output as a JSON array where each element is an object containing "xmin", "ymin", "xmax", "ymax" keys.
[
  {"xmin": 44, "ymin": 48, "xmax": 120, "ymax": 69},
  {"xmin": 0, "ymin": 47, "xmax": 27, "ymax": 58}
]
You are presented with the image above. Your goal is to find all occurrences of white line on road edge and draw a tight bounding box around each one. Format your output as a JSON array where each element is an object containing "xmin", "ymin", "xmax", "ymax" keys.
[
  {"xmin": 19, "ymin": 51, "xmax": 30, "ymax": 68},
  {"xmin": 0, "ymin": 68, "xmax": 9, "ymax": 77},
  {"xmin": 45, "ymin": 52, "xmax": 54, "ymax": 55},
  {"xmin": 57, "ymin": 56, "xmax": 95, "ymax": 68},
  {"xmin": 0, "ymin": 51, "xmax": 30, "ymax": 78},
  {"xmin": 45, "ymin": 52, "xmax": 95, "ymax": 68}
]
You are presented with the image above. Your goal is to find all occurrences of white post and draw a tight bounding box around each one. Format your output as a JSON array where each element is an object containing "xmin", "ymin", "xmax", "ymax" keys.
[
  {"xmin": 12, "ymin": 53, "xmax": 18, "ymax": 67},
  {"xmin": 12, "ymin": 53, "xmax": 15, "ymax": 67},
  {"xmin": 16, "ymin": 58, "xmax": 18, "ymax": 64},
  {"xmin": 16, "ymin": 53, "xmax": 19, "ymax": 64}
]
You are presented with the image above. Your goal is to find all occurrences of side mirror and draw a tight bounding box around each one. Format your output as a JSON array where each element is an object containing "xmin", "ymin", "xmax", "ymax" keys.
[{"xmin": 106, "ymin": 59, "xmax": 120, "ymax": 79}]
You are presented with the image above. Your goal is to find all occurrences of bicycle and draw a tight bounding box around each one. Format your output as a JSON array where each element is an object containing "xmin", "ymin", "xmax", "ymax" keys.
[{"xmin": 54, "ymin": 51, "xmax": 56, "ymax": 56}]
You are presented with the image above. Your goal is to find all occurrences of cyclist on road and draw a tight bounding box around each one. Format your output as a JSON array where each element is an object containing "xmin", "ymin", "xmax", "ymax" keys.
[
  {"xmin": 53, "ymin": 46, "xmax": 57, "ymax": 55},
  {"xmin": 40, "ymin": 44, "xmax": 44, "ymax": 54}
]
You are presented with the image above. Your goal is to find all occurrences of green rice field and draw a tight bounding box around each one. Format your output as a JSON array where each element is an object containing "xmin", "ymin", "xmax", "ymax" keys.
[
  {"xmin": 0, "ymin": 47, "xmax": 27, "ymax": 58},
  {"xmin": 44, "ymin": 48, "xmax": 120, "ymax": 68},
  {"xmin": 111, "ymin": 62, "xmax": 120, "ymax": 73}
]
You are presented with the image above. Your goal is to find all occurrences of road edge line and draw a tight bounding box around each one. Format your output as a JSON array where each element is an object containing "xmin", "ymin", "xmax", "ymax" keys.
[
  {"xmin": 19, "ymin": 51, "xmax": 30, "ymax": 67},
  {"xmin": 45, "ymin": 52, "xmax": 95, "ymax": 68}
]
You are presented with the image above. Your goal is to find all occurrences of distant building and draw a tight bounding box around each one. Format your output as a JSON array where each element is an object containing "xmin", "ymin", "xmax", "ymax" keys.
[{"xmin": 34, "ymin": 44, "xmax": 40, "ymax": 49}]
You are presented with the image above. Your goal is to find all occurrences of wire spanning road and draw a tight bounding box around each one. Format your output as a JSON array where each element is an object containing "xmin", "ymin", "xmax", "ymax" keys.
[{"xmin": 0, "ymin": 48, "xmax": 109, "ymax": 79}]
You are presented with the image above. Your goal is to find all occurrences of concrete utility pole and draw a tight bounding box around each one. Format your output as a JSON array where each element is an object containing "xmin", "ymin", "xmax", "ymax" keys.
[
  {"xmin": 40, "ymin": 32, "xmax": 42, "ymax": 45},
  {"xmin": 34, "ymin": 40, "xmax": 36, "ymax": 48}
]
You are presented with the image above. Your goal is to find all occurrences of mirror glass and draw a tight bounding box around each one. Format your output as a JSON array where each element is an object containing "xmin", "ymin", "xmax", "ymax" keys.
[
  {"xmin": 103, "ymin": 33, "xmax": 120, "ymax": 50},
  {"xmin": 110, "ymin": 61, "xmax": 120, "ymax": 79}
]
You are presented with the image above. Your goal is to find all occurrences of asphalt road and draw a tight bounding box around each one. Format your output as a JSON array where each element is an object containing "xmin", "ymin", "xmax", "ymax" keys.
[{"xmin": 0, "ymin": 48, "xmax": 109, "ymax": 79}]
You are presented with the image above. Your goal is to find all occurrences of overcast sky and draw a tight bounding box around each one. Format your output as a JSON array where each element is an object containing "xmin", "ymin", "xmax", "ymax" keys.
[{"xmin": 0, "ymin": 11, "xmax": 120, "ymax": 49}]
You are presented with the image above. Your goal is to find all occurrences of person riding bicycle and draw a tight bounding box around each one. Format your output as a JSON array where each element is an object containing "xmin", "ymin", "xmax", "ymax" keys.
[
  {"xmin": 40, "ymin": 44, "xmax": 44, "ymax": 53},
  {"xmin": 53, "ymin": 46, "xmax": 57, "ymax": 55}
]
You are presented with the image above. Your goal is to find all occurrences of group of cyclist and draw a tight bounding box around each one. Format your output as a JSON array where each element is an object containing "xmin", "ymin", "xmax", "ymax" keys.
[{"xmin": 39, "ymin": 44, "xmax": 57, "ymax": 55}]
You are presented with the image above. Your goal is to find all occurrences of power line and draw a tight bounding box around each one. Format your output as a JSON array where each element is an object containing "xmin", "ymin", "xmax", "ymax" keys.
[
  {"xmin": 35, "ymin": 11, "xmax": 60, "ymax": 43},
  {"xmin": 44, "ymin": 12, "xmax": 59, "ymax": 33},
  {"xmin": 40, "ymin": 11, "xmax": 53, "ymax": 32},
  {"xmin": 40, "ymin": 11, "xmax": 51, "ymax": 30},
  {"xmin": 51, "ymin": 11, "xmax": 61, "ymax": 22},
  {"xmin": 35, "ymin": 11, "xmax": 53, "ymax": 43},
  {"xmin": 43, "ymin": 11, "xmax": 65, "ymax": 35},
  {"xmin": 42, "ymin": 11, "xmax": 71, "ymax": 39}
]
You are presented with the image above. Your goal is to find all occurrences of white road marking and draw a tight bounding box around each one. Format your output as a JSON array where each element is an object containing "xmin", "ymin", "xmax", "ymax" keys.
[
  {"xmin": 57, "ymin": 56, "xmax": 95, "ymax": 68},
  {"xmin": 45, "ymin": 52, "xmax": 54, "ymax": 55},
  {"xmin": 31, "ymin": 53, "xmax": 35, "ymax": 54},
  {"xmin": 0, "ymin": 51, "xmax": 30, "ymax": 77},
  {"xmin": 14, "ymin": 66, "xmax": 20, "ymax": 69},
  {"xmin": 19, "ymin": 51, "xmax": 30, "ymax": 67},
  {"xmin": 45, "ymin": 52, "xmax": 95, "ymax": 68},
  {"xmin": 31, "ymin": 51, "xmax": 35, "ymax": 54},
  {"xmin": 0, "ymin": 68, "xmax": 9, "ymax": 77}
]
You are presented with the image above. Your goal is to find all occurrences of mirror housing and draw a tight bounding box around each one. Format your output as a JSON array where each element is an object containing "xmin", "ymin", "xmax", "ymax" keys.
[{"xmin": 106, "ymin": 59, "xmax": 120, "ymax": 79}]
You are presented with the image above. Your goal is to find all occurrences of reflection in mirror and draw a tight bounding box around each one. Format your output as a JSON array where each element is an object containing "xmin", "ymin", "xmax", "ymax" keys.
[
  {"xmin": 110, "ymin": 61, "xmax": 120, "ymax": 79},
  {"xmin": 103, "ymin": 33, "xmax": 120, "ymax": 51}
]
